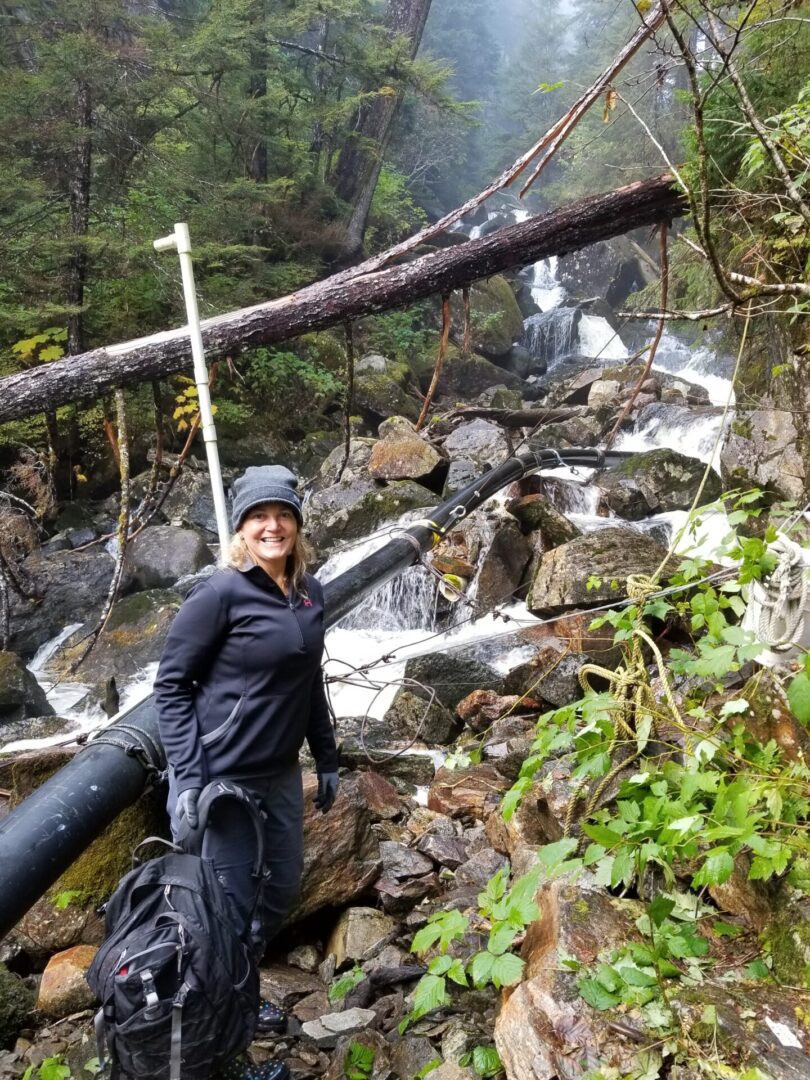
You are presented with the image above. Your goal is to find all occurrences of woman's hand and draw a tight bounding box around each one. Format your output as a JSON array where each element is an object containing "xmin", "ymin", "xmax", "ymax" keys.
[
  {"xmin": 176, "ymin": 787, "xmax": 201, "ymax": 829},
  {"xmin": 314, "ymin": 772, "xmax": 339, "ymax": 813}
]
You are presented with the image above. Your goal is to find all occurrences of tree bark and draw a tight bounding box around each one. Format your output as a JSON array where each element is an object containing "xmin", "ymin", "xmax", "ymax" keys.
[
  {"xmin": 67, "ymin": 79, "xmax": 92, "ymax": 356},
  {"xmin": 0, "ymin": 174, "xmax": 686, "ymax": 424},
  {"xmin": 332, "ymin": 0, "xmax": 432, "ymax": 258},
  {"xmin": 449, "ymin": 406, "xmax": 590, "ymax": 427}
]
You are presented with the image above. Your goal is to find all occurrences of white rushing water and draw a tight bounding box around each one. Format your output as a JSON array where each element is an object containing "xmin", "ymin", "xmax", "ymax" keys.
[{"xmin": 577, "ymin": 313, "xmax": 629, "ymax": 361}]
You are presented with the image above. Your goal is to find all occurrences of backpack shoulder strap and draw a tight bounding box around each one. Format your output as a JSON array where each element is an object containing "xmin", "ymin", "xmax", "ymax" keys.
[{"xmin": 175, "ymin": 780, "xmax": 265, "ymax": 875}]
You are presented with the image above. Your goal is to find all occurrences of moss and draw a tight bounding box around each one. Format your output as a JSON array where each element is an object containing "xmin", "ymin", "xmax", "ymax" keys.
[
  {"xmin": 103, "ymin": 589, "xmax": 180, "ymax": 633},
  {"xmin": 53, "ymin": 786, "xmax": 169, "ymax": 907},
  {"xmin": 0, "ymin": 963, "xmax": 35, "ymax": 1049},
  {"xmin": 767, "ymin": 911, "xmax": 810, "ymax": 988},
  {"xmin": 731, "ymin": 417, "xmax": 753, "ymax": 438}
]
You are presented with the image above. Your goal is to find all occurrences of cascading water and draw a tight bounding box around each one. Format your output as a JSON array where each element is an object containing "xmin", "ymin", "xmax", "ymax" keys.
[
  {"xmin": 522, "ymin": 307, "xmax": 581, "ymax": 368},
  {"xmin": 614, "ymin": 402, "xmax": 728, "ymax": 468},
  {"xmin": 577, "ymin": 314, "xmax": 629, "ymax": 361},
  {"xmin": 529, "ymin": 257, "xmax": 566, "ymax": 310}
]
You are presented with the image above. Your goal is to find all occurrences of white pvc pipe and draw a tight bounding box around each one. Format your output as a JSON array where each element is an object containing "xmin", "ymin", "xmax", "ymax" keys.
[{"xmin": 153, "ymin": 223, "xmax": 231, "ymax": 559}]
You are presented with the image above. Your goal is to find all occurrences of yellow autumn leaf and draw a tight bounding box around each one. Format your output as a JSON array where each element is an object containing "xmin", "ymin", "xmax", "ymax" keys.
[
  {"xmin": 177, "ymin": 419, "xmax": 189, "ymax": 432},
  {"xmin": 39, "ymin": 345, "xmax": 64, "ymax": 362},
  {"xmin": 603, "ymin": 87, "xmax": 618, "ymax": 122}
]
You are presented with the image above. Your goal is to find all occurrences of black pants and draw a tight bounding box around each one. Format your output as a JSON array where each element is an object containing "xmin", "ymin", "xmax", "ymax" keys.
[{"xmin": 168, "ymin": 765, "xmax": 304, "ymax": 954}]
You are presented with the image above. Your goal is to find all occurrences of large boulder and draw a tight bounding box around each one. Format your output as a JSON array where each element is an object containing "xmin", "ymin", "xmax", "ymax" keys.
[
  {"xmin": 450, "ymin": 276, "xmax": 525, "ymax": 359},
  {"xmin": 317, "ymin": 438, "xmax": 375, "ymax": 487},
  {"xmin": 495, "ymin": 876, "xmax": 644, "ymax": 1080},
  {"xmin": 46, "ymin": 589, "xmax": 181, "ymax": 694},
  {"xmin": 368, "ymin": 418, "xmax": 445, "ymax": 483},
  {"xmin": 419, "ymin": 344, "xmax": 525, "ymax": 400},
  {"xmin": 506, "ymin": 494, "xmax": 581, "ymax": 547},
  {"xmin": 306, "ymin": 478, "xmax": 435, "ymax": 553},
  {"xmin": 36, "ymin": 944, "xmax": 98, "ymax": 1018},
  {"xmin": 473, "ymin": 519, "xmax": 532, "ymax": 608},
  {"xmin": 0, "ymin": 651, "xmax": 53, "ymax": 727},
  {"xmin": 527, "ymin": 527, "xmax": 670, "ymax": 617},
  {"xmin": 403, "ymin": 653, "xmax": 504, "ymax": 712},
  {"xmin": 160, "ymin": 466, "xmax": 235, "ymax": 537},
  {"xmin": 384, "ymin": 688, "xmax": 459, "ymax": 745},
  {"xmin": 9, "ymin": 547, "xmax": 132, "ymax": 659},
  {"xmin": 126, "ymin": 525, "xmax": 214, "ymax": 590},
  {"xmin": 354, "ymin": 369, "xmax": 421, "ymax": 426},
  {"xmin": 427, "ymin": 765, "xmax": 509, "ymax": 820},
  {"xmin": 326, "ymin": 907, "xmax": 397, "ymax": 969},
  {"xmin": 443, "ymin": 420, "xmax": 510, "ymax": 472},
  {"xmin": 594, "ymin": 448, "xmax": 722, "ymax": 519},
  {"xmin": 292, "ymin": 772, "xmax": 392, "ymax": 922},
  {"xmin": 720, "ymin": 409, "xmax": 806, "ymax": 500}
]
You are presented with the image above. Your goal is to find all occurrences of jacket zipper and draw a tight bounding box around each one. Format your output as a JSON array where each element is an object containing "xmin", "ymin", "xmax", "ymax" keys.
[{"xmin": 288, "ymin": 594, "xmax": 305, "ymax": 651}]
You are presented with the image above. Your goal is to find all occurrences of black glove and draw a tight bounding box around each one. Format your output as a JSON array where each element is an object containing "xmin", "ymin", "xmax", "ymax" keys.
[
  {"xmin": 314, "ymin": 772, "xmax": 339, "ymax": 813},
  {"xmin": 176, "ymin": 787, "xmax": 201, "ymax": 829}
]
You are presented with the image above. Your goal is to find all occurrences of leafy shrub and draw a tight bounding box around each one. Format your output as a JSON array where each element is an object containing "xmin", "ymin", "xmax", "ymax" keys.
[{"xmin": 239, "ymin": 348, "xmax": 342, "ymax": 435}]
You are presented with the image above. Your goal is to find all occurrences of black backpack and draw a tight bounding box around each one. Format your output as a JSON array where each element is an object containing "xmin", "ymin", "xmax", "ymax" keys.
[{"xmin": 87, "ymin": 780, "xmax": 266, "ymax": 1080}]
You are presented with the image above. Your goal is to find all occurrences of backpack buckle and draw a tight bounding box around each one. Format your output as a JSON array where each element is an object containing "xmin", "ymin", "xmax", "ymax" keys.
[{"xmin": 140, "ymin": 970, "xmax": 160, "ymax": 1014}]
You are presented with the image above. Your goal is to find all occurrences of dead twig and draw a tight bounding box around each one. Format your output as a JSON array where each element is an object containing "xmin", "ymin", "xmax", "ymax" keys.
[{"xmin": 416, "ymin": 293, "xmax": 451, "ymax": 431}]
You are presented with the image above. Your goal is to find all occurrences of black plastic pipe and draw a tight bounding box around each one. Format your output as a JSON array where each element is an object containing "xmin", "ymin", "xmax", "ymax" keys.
[{"xmin": 0, "ymin": 446, "xmax": 618, "ymax": 938}]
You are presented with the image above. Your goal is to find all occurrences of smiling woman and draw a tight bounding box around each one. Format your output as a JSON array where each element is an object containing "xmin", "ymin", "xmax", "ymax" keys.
[{"xmin": 152, "ymin": 464, "xmax": 340, "ymax": 1080}]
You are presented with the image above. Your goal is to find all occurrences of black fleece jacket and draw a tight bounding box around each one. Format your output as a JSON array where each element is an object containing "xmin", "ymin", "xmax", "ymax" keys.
[{"xmin": 154, "ymin": 566, "xmax": 338, "ymax": 794}]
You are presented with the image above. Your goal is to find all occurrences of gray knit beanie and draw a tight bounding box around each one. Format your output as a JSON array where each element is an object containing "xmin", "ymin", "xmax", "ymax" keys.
[{"xmin": 231, "ymin": 465, "xmax": 303, "ymax": 529}]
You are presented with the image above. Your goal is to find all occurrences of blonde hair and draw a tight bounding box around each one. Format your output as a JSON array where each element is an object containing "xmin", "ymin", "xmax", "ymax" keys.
[{"xmin": 227, "ymin": 528, "xmax": 312, "ymax": 595}]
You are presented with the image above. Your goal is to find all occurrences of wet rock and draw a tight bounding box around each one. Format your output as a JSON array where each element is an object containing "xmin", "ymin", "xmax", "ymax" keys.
[
  {"xmin": 442, "ymin": 420, "xmax": 510, "ymax": 472},
  {"xmin": 291, "ymin": 989, "xmax": 330, "ymax": 1023},
  {"xmin": 474, "ymin": 519, "xmax": 531, "ymax": 609},
  {"xmin": 391, "ymin": 1036, "xmax": 441, "ymax": 1079},
  {"xmin": 306, "ymin": 479, "xmax": 435, "ymax": 554},
  {"xmin": 506, "ymin": 494, "xmax": 580, "ymax": 545},
  {"xmin": 428, "ymin": 765, "xmax": 509, "ymax": 820},
  {"xmin": 453, "ymin": 848, "xmax": 508, "ymax": 890},
  {"xmin": 353, "ymin": 772, "xmax": 403, "ymax": 821},
  {"xmin": 47, "ymin": 589, "xmax": 180, "ymax": 692},
  {"xmin": 595, "ymin": 448, "xmax": 722, "ymax": 519},
  {"xmin": 0, "ymin": 964, "xmax": 35, "ymax": 1049},
  {"xmin": 522, "ymin": 308, "xmax": 582, "ymax": 368},
  {"xmin": 9, "ymin": 548, "xmax": 132, "ymax": 659},
  {"xmin": 379, "ymin": 841, "xmax": 434, "ymax": 880},
  {"xmin": 435, "ymin": 350, "xmax": 525, "ymax": 398},
  {"xmin": 721, "ymin": 409, "xmax": 805, "ymax": 501},
  {"xmin": 527, "ymin": 527, "xmax": 670, "ymax": 617},
  {"xmin": 126, "ymin": 525, "xmax": 214, "ymax": 590},
  {"xmin": 384, "ymin": 689, "xmax": 459, "ymax": 746},
  {"xmin": 456, "ymin": 689, "xmax": 538, "ymax": 733},
  {"xmin": 501, "ymin": 344, "xmax": 537, "ymax": 379},
  {"xmin": 587, "ymin": 378, "xmax": 621, "ymax": 410},
  {"xmin": 495, "ymin": 876, "xmax": 644, "ymax": 1080},
  {"xmin": 404, "ymin": 654, "xmax": 504, "ymax": 712},
  {"xmin": 326, "ymin": 908, "xmax": 397, "ymax": 969},
  {"xmin": 302, "ymin": 1007, "xmax": 378, "ymax": 1047},
  {"xmin": 36, "ymin": 945, "xmax": 97, "ymax": 1018},
  {"xmin": 0, "ymin": 652, "xmax": 53, "ymax": 727},
  {"xmin": 292, "ymin": 772, "xmax": 387, "ymax": 922},
  {"xmin": 368, "ymin": 418, "xmax": 445, "ymax": 483},
  {"xmin": 442, "ymin": 460, "xmax": 479, "ymax": 497}
]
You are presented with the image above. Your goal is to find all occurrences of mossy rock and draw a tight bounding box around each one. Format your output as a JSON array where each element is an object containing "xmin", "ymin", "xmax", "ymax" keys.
[
  {"xmin": 766, "ymin": 901, "xmax": 810, "ymax": 988},
  {"xmin": 52, "ymin": 785, "xmax": 169, "ymax": 907},
  {"xmin": 450, "ymin": 276, "xmax": 524, "ymax": 358},
  {"xmin": 0, "ymin": 962, "xmax": 35, "ymax": 1049},
  {"xmin": 353, "ymin": 370, "xmax": 421, "ymax": 424}
]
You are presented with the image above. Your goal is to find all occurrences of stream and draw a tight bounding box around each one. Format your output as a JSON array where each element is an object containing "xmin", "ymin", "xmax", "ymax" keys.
[{"xmin": 2, "ymin": 239, "xmax": 736, "ymax": 757}]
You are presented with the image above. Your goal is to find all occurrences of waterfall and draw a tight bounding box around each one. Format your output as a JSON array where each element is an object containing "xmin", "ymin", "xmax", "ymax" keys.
[
  {"xmin": 614, "ymin": 402, "xmax": 728, "ymax": 468},
  {"xmin": 577, "ymin": 314, "xmax": 629, "ymax": 361},
  {"xmin": 522, "ymin": 307, "xmax": 581, "ymax": 367},
  {"xmin": 529, "ymin": 257, "xmax": 566, "ymax": 310}
]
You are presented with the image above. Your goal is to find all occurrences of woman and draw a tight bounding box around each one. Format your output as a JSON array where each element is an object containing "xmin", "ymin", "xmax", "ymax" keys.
[{"xmin": 154, "ymin": 464, "xmax": 339, "ymax": 1080}]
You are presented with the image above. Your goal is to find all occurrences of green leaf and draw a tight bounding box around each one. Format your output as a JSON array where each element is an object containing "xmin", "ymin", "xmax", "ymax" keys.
[
  {"xmin": 501, "ymin": 779, "xmax": 531, "ymax": 821},
  {"xmin": 617, "ymin": 965, "xmax": 657, "ymax": 987},
  {"xmin": 788, "ymin": 671, "xmax": 810, "ymax": 725},
  {"xmin": 693, "ymin": 848, "xmax": 735, "ymax": 887},
  {"xmin": 712, "ymin": 920, "xmax": 742, "ymax": 938},
  {"xmin": 488, "ymin": 922, "xmax": 518, "ymax": 956},
  {"xmin": 489, "ymin": 952, "xmax": 525, "ymax": 988},
  {"xmin": 744, "ymin": 958, "xmax": 771, "ymax": 981},
  {"xmin": 578, "ymin": 977, "xmax": 620, "ymax": 1010},
  {"xmin": 581, "ymin": 823, "xmax": 624, "ymax": 848},
  {"xmin": 538, "ymin": 838, "xmax": 579, "ymax": 868},
  {"xmin": 648, "ymin": 896, "xmax": 676, "ymax": 928},
  {"xmin": 469, "ymin": 950, "xmax": 495, "ymax": 989},
  {"xmin": 446, "ymin": 958, "xmax": 468, "ymax": 987},
  {"xmin": 329, "ymin": 966, "xmax": 365, "ymax": 1003},
  {"xmin": 39, "ymin": 1061, "xmax": 71, "ymax": 1080},
  {"xmin": 410, "ymin": 973, "xmax": 450, "ymax": 1020},
  {"xmin": 471, "ymin": 1046, "xmax": 502, "ymax": 1078}
]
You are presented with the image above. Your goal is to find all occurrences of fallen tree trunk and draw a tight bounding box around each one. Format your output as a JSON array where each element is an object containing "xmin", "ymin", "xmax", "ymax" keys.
[
  {"xmin": 448, "ymin": 406, "xmax": 590, "ymax": 427},
  {"xmin": 0, "ymin": 174, "xmax": 686, "ymax": 424}
]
